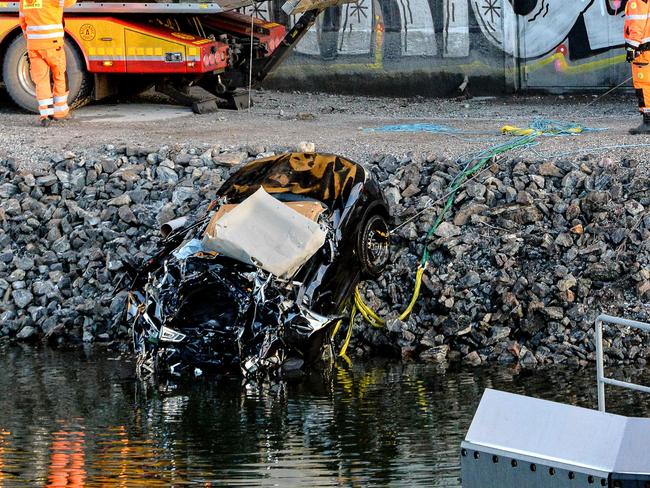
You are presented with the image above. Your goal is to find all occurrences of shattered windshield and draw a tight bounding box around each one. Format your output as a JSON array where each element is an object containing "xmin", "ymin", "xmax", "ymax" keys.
[{"xmin": 217, "ymin": 152, "xmax": 365, "ymax": 208}]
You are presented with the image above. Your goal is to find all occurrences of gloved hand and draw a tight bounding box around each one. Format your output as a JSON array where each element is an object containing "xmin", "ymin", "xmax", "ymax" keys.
[{"xmin": 627, "ymin": 44, "xmax": 639, "ymax": 63}]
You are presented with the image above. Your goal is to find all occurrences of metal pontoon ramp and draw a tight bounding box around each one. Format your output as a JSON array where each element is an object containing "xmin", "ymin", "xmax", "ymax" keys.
[{"xmin": 461, "ymin": 389, "xmax": 650, "ymax": 487}]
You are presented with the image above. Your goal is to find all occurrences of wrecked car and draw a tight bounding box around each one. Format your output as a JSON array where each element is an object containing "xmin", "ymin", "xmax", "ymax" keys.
[{"xmin": 123, "ymin": 152, "xmax": 390, "ymax": 379}]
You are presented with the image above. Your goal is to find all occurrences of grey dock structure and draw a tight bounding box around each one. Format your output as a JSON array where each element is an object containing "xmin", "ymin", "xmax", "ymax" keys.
[{"xmin": 461, "ymin": 315, "xmax": 650, "ymax": 487}]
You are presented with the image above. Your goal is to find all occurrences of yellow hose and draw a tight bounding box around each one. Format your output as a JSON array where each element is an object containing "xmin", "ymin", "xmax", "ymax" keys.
[
  {"xmin": 330, "ymin": 318, "xmax": 343, "ymax": 340},
  {"xmin": 354, "ymin": 288, "xmax": 384, "ymax": 327},
  {"xmin": 351, "ymin": 264, "xmax": 425, "ymax": 331},
  {"xmin": 338, "ymin": 304, "xmax": 357, "ymax": 358},
  {"xmin": 397, "ymin": 266, "xmax": 425, "ymax": 321}
]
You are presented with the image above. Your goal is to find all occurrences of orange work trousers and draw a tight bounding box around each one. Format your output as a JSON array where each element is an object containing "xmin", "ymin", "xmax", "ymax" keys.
[
  {"xmin": 28, "ymin": 45, "xmax": 69, "ymax": 120},
  {"xmin": 632, "ymin": 50, "xmax": 650, "ymax": 114}
]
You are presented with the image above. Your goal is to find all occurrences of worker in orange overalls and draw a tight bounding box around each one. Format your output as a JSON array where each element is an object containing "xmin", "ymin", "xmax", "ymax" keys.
[
  {"xmin": 19, "ymin": 0, "xmax": 77, "ymax": 126},
  {"xmin": 625, "ymin": 0, "xmax": 650, "ymax": 134}
]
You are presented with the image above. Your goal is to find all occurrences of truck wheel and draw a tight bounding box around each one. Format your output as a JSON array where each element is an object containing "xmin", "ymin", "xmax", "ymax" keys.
[
  {"xmin": 2, "ymin": 35, "xmax": 92, "ymax": 113},
  {"xmin": 357, "ymin": 213, "xmax": 391, "ymax": 278}
]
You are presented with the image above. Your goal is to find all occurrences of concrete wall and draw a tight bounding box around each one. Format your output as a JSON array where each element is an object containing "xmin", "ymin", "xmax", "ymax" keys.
[{"xmin": 254, "ymin": 0, "xmax": 631, "ymax": 96}]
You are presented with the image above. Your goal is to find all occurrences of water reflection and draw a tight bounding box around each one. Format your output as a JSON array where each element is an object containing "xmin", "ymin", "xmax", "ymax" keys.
[
  {"xmin": 0, "ymin": 346, "xmax": 649, "ymax": 487},
  {"xmin": 47, "ymin": 427, "xmax": 85, "ymax": 487}
]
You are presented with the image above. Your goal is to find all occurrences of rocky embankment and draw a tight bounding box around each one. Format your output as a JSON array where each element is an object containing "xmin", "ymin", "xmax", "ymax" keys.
[
  {"xmin": 0, "ymin": 145, "xmax": 648, "ymax": 367},
  {"xmin": 356, "ymin": 154, "xmax": 650, "ymax": 367}
]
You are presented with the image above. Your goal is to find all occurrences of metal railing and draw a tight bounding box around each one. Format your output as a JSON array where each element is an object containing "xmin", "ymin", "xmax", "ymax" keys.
[{"xmin": 596, "ymin": 314, "xmax": 650, "ymax": 412}]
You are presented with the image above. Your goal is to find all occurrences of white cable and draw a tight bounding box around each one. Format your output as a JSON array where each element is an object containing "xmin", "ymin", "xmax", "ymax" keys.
[{"xmin": 581, "ymin": 76, "xmax": 633, "ymax": 115}]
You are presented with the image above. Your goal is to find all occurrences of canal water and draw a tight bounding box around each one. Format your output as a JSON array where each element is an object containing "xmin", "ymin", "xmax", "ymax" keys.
[{"xmin": 0, "ymin": 346, "xmax": 649, "ymax": 487}]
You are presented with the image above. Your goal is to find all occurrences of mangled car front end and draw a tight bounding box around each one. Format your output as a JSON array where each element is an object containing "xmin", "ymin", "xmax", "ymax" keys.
[{"xmin": 122, "ymin": 152, "xmax": 390, "ymax": 379}]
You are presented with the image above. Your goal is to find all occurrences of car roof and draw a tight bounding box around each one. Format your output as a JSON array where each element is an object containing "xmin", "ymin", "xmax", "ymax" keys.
[{"xmin": 217, "ymin": 152, "xmax": 367, "ymax": 210}]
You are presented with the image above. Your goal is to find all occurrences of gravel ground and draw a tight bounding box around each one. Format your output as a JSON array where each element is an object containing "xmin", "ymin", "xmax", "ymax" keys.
[{"xmin": 1, "ymin": 88, "xmax": 649, "ymax": 170}]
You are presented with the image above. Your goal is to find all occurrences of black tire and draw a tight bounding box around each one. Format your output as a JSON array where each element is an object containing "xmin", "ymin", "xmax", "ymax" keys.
[
  {"xmin": 2, "ymin": 34, "xmax": 92, "ymax": 113},
  {"xmin": 357, "ymin": 213, "xmax": 391, "ymax": 278}
]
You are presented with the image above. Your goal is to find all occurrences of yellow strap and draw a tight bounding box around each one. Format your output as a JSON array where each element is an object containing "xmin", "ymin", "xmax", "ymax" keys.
[
  {"xmin": 330, "ymin": 318, "xmax": 343, "ymax": 340},
  {"xmin": 398, "ymin": 266, "xmax": 424, "ymax": 321},
  {"xmin": 352, "ymin": 265, "xmax": 425, "ymax": 330},
  {"xmin": 501, "ymin": 125, "xmax": 535, "ymax": 136},
  {"xmin": 502, "ymin": 124, "xmax": 583, "ymax": 136},
  {"xmin": 354, "ymin": 288, "xmax": 384, "ymax": 327},
  {"xmin": 339, "ymin": 304, "xmax": 357, "ymax": 358}
]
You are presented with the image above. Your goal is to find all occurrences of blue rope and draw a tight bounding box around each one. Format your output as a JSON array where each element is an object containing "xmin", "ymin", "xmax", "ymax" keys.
[
  {"xmin": 366, "ymin": 119, "xmax": 606, "ymax": 136},
  {"xmin": 528, "ymin": 119, "xmax": 607, "ymax": 136},
  {"xmin": 365, "ymin": 123, "xmax": 460, "ymax": 134}
]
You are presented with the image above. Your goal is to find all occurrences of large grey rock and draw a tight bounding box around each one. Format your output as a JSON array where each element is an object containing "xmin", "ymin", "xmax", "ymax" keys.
[
  {"xmin": 35, "ymin": 174, "xmax": 57, "ymax": 186},
  {"xmin": 107, "ymin": 194, "xmax": 132, "ymax": 206},
  {"xmin": 51, "ymin": 237, "xmax": 71, "ymax": 254},
  {"xmin": 0, "ymin": 183, "xmax": 18, "ymax": 198},
  {"xmin": 214, "ymin": 152, "xmax": 247, "ymax": 167},
  {"xmin": 156, "ymin": 165, "xmax": 179, "ymax": 184},
  {"xmin": 172, "ymin": 187, "xmax": 194, "ymax": 205},
  {"xmin": 420, "ymin": 345, "xmax": 449, "ymax": 363},
  {"xmin": 383, "ymin": 187, "xmax": 401, "ymax": 210},
  {"xmin": 33, "ymin": 280, "xmax": 57, "ymax": 296},
  {"xmin": 13, "ymin": 256, "xmax": 35, "ymax": 271},
  {"xmin": 101, "ymin": 158, "xmax": 118, "ymax": 173},
  {"xmin": 12, "ymin": 289, "xmax": 34, "ymax": 308},
  {"xmin": 435, "ymin": 222, "xmax": 461, "ymax": 238},
  {"xmin": 118, "ymin": 205, "xmax": 137, "ymax": 224},
  {"xmin": 16, "ymin": 326, "xmax": 37, "ymax": 340}
]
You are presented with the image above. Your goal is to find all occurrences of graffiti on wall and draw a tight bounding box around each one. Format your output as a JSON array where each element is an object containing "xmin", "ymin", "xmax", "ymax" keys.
[
  {"xmin": 242, "ymin": 0, "xmax": 628, "ymax": 61},
  {"xmin": 473, "ymin": 0, "xmax": 627, "ymax": 59},
  {"xmin": 242, "ymin": 0, "xmax": 632, "ymax": 87}
]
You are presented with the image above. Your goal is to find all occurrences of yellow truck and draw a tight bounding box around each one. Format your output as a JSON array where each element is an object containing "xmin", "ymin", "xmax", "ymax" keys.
[{"xmin": 0, "ymin": 0, "xmax": 338, "ymax": 112}]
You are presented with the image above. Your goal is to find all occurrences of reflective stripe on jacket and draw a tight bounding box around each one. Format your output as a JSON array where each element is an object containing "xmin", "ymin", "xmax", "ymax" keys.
[
  {"xmin": 625, "ymin": 0, "xmax": 650, "ymax": 48},
  {"xmin": 18, "ymin": 0, "xmax": 77, "ymax": 50}
]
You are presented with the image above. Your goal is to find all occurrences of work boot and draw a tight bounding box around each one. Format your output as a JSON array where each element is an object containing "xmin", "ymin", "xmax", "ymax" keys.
[
  {"xmin": 39, "ymin": 117, "xmax": 51, "ymax": 127},
  {"xmin": 629, "ymin": 113, "xmax": 650, "ymax": 135},
  {"xmin": 53, "ymin": 113, "xmax": 72, "ymax": 122}
]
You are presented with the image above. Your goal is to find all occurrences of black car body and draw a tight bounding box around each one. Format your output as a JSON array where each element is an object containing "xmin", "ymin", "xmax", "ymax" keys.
[{"xmin": 124, "ymin": 152, "xmax": 390, "ymax": 378}]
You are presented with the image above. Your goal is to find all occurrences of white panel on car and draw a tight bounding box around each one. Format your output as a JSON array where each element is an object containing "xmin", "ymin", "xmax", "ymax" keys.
[{"xmin": 202, "ymin": 187, "xmax": 326, "ymax": 279}]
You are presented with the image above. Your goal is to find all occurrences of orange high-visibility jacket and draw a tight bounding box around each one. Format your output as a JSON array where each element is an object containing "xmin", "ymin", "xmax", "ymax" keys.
[
  {"xmin": 625, "ymin": 0, "xmax": 650, "ymax": 48},
  {"xmin": 18, "ymin": 0, "xmax": 77, "ymax": 50}
]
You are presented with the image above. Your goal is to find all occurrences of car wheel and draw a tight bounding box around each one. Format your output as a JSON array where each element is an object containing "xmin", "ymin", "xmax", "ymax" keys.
[
  {"xmin": 357, "ymin": 213, "xmax": 390, "ymax": 278},
  {"xmin": 2, "ymin": 35, "xmax": 92, "ymax": 113}
]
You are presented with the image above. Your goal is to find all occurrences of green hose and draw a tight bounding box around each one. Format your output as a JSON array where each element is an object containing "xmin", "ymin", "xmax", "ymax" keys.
[{"xmin": 420, "ymin": 132, "xmax": 540, "ymax": 267}]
